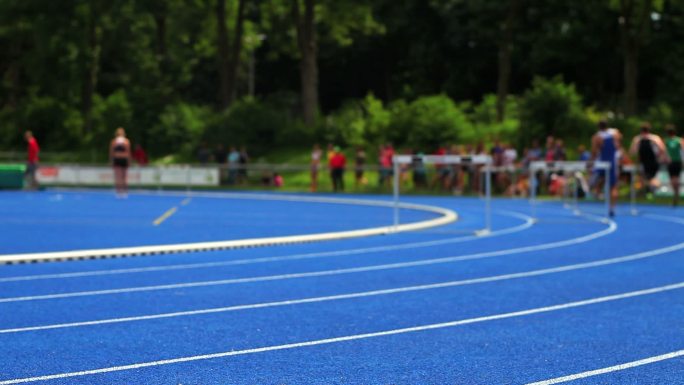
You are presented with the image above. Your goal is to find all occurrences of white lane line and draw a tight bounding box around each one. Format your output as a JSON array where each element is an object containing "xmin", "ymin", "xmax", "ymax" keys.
[
  {"xmin": 0, "ymin": 218, "xmax": 616, "ymax": 304},
  {"xmin": 6, "ymin": 227, "xmax": 684, "ymax": 334},
  {"xmin": 0, "ymin": 210, "xmax": 534, "ymax": 283},
  {"xmin": 180, "ymin": 197, "xmax": 191, "ymax": 206},
  {"xmin": 1, "ymin": 281, "xmax": 682, "ymax": 385},
  {"xmin": 152, "ymin": 207, "xmax": 178, "ymax": 226},
  {"xmin": 526, "ymin": 349, "xmax": 684, "ymax": 385},
  {"xmin": 0, "ymin": 192, "xmax": 457, "ymax": 264}
]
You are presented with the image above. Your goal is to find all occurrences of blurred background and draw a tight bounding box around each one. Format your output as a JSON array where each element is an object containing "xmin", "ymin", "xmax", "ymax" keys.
[{"xmin": 0, "ymin": 0, "xmax": 681, "ymax": 193}]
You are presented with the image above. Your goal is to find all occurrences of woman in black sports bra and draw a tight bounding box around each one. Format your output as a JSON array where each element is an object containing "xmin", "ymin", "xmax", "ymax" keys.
[{"xmin": 110, "ymin": 127, "xmax": 131, "ymax": 197}]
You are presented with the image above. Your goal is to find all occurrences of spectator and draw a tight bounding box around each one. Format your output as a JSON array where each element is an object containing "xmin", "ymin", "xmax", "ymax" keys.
[
  {"xmin": 238, "ymin": 146, "xmax": 249, "ymax": 184},
  {"xmin": 554, "ymin": 139, "xmax": 567, "ymax": 161},
  {"xmin": 329, "ymin": 146, "xmax": 346, "ymax": 192},
  {"xmin": 24, "ymin": 131, "xmax": 40, "ymax": 190},
  {"xmin": 578, "ymin": 144, "xmax": 591, "ymax": 161},
  {"xmin": 310, "ymin": 144, "xmax": 322, "ymax": 192},
  {"xmin": 544, "ymin": 135, "xmax": 555, "ymax": 162},
  {"xmin": 524, "ymin": 139, "xmax": 543, "ymax": 167},
  {"xmin": 132, "ymin": 144, "xmax": 148, "ymax": 166},
  {"xmin": 378, "ymin": 143, "xmax": 394, "ymax": 187},
  {"xmin": 196, "ymin": 142, "xmax": 211, "ymax": 164},
  {"xmin": 214, "ymin": 144, "xmax": 227, "ymax": 164},
  {"xmin": 412, "ymin": 153, "xmax": 427, "ymax": 188},
  {"xmin": 227, "ymin": 146, "xmax": 240, "ymax": 184},
  {"xmin": 354, "ymin": 146, "xmax": 367, "ymax": 188},
  {"xmin": 273, "ymin": 172, "xmax": 284, "ymax": 188},
  {"xmin": 326, "ymin": 143, "xmax": 335, "ymax": 163}
]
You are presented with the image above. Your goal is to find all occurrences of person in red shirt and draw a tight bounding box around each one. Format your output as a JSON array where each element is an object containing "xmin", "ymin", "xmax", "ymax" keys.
[
  {"xmin": 132, "ymin": 144, "xmax": 149, "ymax": 165},
  {"xmin": 329, "ymin": 146, "xmax": 346, "ymax": 192},
  {"xmin": 24, "ymin": 131, "xmax": 40, "ymax": 190}
]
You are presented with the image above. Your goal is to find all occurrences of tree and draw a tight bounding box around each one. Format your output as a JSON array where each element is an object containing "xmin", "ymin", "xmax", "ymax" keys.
[
  {"xmin": 291, "ymin": 0, "xmax": 317, "ymax": 126},
  {"xmin": 216, "ymin": 0, "xmax": 247, "ymax": 109},
  {"xmin": 613, "ymin": 0, "xmax": 662, "ymax": 116}
]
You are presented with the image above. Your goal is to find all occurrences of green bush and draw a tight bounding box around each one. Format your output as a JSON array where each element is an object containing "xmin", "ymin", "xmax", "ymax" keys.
[
  {"xmin": 90, "ymin": 90, "xmax": 134, "ymax": 149},
  {"xmin": 151, "ymin": 102, "xmax": 214, "ymax": 158},
  {"xmin": 468, "ymin": 94, "xmax": 520, "ymax": 144},
  {"xmin": 324, "ymin": 94, "xmax": 390, "ymax": 146},
  {"xmin": 389, "ymin": 94, "xmax": 472, "ymax": 150},
  {"xmin": 18, "ymin": 96, "xmax": 83, "ymax": 151},
  {"xmin": 203, "ymin": 98, "xmax": 305, "ymax": 156},
  {"xmin": 518, "ymin": 76, "xmax": 593, "ymax": 147}
]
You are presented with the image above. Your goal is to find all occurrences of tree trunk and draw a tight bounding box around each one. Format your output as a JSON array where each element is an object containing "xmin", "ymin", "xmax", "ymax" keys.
[
  {"xmin": 496, "ymin": 0, "xmax": 520, "ymax": 122},
  {"xmin": 226, "ymin": 0, "xmax": 246, "ymax": 105},
  {"xmin": 624, "ymin": 44, "xmax": 639, "ymax": 116},
  {"xmin": 153, "ymin": 11, "xmax": 167, "ymax": 61},
  {"xmin": 5, "ymin": 40, "xmax": 21, "ymax": 110},
  {"xmin": 216, "ymin": 0, "xmax": 231, "ymax": 110},
  {"xmin": 618, "ymin": 0, "xmax": 652, "ymax": 116},
  {"xmin": 216, "ymin": 0, "xmax": 246, "ymax": 110},
  {"xmin": 82, "ymin": 2, "xmax": 101, "ymax": 134},
  {"xmin": 293, "ymin": 0, "xmax": 318, "ymax": 127}
]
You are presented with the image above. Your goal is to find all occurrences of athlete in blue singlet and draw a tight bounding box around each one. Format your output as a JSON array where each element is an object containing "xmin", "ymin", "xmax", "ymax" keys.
[{"xmin": 591, "ymin": 121, "xmax": 622, "ymax": 216}]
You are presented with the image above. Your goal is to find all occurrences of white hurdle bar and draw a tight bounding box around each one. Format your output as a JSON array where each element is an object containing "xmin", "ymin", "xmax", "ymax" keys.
[
  {"xmin": 529, "ymin": 161, "xmax": 612, "ymax": 219},
  {"xmin": 392, "ymin": 154, "xmax": 493, "ymax": 235}
]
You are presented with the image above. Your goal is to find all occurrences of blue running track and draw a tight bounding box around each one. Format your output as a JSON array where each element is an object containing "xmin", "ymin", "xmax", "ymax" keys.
[{"xmin": 0, "ymin": 190, "xmax": 682, "ymax": 384}]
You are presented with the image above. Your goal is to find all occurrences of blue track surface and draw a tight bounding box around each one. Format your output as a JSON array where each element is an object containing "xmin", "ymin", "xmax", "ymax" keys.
[{"xmin": 0, "ymin": 190, "xmax": 682, "ymax": 384}]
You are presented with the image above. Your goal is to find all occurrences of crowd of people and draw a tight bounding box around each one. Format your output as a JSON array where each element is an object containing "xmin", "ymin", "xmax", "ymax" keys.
[
  {"xmin": 310, "ymin": 121, "xmax": 684, "ymax": 211},
  {"xmin": 21, "ymin": 122, "xmax": 684, "ymax": 208}
]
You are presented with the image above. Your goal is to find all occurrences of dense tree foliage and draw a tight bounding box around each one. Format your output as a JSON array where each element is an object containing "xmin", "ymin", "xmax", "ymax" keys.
[{"xmin": 1, "ymin": 0, "xmax": 683, "ymax": 159}]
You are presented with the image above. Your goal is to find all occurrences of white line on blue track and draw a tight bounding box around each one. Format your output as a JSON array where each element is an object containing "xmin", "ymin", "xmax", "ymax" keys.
[
  {"xmin": 2, "ymin": 281, "xmax": 682, "ymax": 385},
  {"xmin": 525, "ymin": 349, "xmax": 684, "ymax": 384},
  {"xmin": 0, "ymin": 215, "xmax": 616, "ymax": 303},
  {"xmin": 0, "ymin": 210, "xmax": 534, "ymax": 283},
  {"xmin": 4, "ymin": 224, "xmax": 682, "ymax": 334}
]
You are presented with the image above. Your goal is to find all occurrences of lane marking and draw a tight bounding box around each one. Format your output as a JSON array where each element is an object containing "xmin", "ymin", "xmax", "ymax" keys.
[
  {"xmin": 1, "ymin": 281, "xmax": 682, "ymax": 384},
  {"xmin": 7, "ymin": 225, "xmax": 684, "ymax": 334},
  {"xmin": 180, "ymin": 197, "xmax": 191, "ymax": 206},
  {"xmin": 0, "ymin": 192, "xmax": 457, "ymax": 264},
  {"xmin": 0, "ymin": 217, "xmax": 616, "ymax": 304},
  {"xmin": 526, "ymin": 349, "xmax": 684, "ymax": 385},
  {"xmin": 153, "ymin": 207, "xmax": 178, "ymax": 226},
  {"xmin": 0, "ymin": 210, "xmax": 534, "ymax": 283}
]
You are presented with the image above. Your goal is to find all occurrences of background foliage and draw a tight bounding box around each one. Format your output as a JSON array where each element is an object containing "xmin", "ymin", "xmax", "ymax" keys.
[{"xmin": 1, "ymin": 0, "xmax": 683, "ymax": 160}]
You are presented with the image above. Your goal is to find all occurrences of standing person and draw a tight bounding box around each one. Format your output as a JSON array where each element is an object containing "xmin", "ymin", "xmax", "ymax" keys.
[
  {"xmin": 591, "ymin": 121, "xmax": 622, "ymax": 216},
  {"xmin": 629, "ymin": 122, "xmax": 667, "ymax": 197},
  {"xmin": 227, "ymin": 146, "xmax": 240, "ymax": 184},
  {"xmin": 553, "ymin": 139, "xmax": 567, "ymax": 161},
  {"xmin": 578, "ymin": 144, "xmax": 591, "ymax": 161},
  {"xmin": 354, "ymin": 146, "xmax": 367, "ymax": 188},
  {"xmin": 110, "ymin": 127, "xmax": 131, "ymax": 198},
  {"xmin": 24, "ymin": 131, "xmax": 40, "ymax": 190},
  {"xmin": 238, "ymin": 146, "xmax": 249, "ymax": 184},
  {"xmin": 310, "ymin": 144, "xmax": 322, "ymax": 192},
  {"xmin": 378, "ymin": 143, "xmax": 395, "ymax": 187},
  {"xmin": 132, "ymin": 144, "xmax": 148, "ymax": 166},
  {"xmin": 329, "ymin": 146, "xmax": 346, "ymax": 192},
  {"xmin": 665, "ymin": 124, "xmax": 684, "ymax": 206}
]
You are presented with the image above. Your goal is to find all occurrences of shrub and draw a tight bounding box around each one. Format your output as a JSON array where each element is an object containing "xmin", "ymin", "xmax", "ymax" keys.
[
  {"xmin": 323, "ymin": 94, "xmax": 391, "ymax": 146},
  {"xmin": 518, "ymin": 76, "xmax": 593, "ymax": 147},
  {"xmin": 389, "ymin": 94, "xmax": 472, "ymax": 151}
]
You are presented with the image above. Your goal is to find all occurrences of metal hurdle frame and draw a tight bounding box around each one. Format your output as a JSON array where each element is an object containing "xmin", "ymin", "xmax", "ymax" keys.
[
  {"xmin": 392, "ymin": 154, "xmax": 493, "ymax": 236},
  {"xmin": 529, "ymin": 161, "xmax": 612, "ymax": 220}
]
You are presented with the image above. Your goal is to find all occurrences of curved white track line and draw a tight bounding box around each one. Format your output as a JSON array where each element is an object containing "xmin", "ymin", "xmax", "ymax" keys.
[
  {"xmin": 10, "ymin": 217, "xmax": 684, "ymax": 335},
  {"xmin": 0, "ymin": 210, "xmax": 534, "ymax": 283},
  {"xmin": 0, "ymin": 215, "xmax": 616, "ymax": 303},
  {"xmin": 1, "ymin": 281, "xmax": 682, "ymax": 385},
  {"xmin": 0, "ymin": 191, "xmax": 457, "ymax": 264},
  {"xmin": 526, "ymin": 349, "xmax": 684, "ymax": 384}
]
